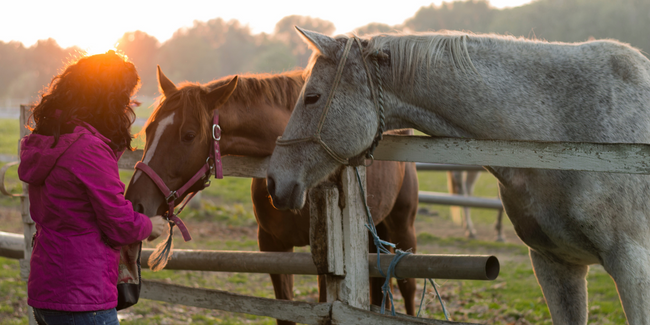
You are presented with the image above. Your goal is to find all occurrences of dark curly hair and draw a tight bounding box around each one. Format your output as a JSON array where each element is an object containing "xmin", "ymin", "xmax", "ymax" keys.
[{"xmin": 30, "ymin": 50, "xmax": 140, "ymax": 151}]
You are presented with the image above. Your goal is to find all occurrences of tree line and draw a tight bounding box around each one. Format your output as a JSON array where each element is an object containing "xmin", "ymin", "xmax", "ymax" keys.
[{"xmin": 2, "ymin": 0, "xmax": 649, "ymax": 102}]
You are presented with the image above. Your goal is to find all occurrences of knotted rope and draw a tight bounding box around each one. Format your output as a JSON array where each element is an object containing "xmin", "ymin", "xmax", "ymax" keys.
[{"xmin": 354, "ymin": 167, "xmax": 449, "ymax": 319}]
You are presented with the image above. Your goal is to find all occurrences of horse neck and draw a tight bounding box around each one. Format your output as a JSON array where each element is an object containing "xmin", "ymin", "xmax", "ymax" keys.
[
  {"xmin": 380, "ymin": 36, "xmax": 617, "ymax": 142},
  {"xmin": 219, "ymin": 99, "xmax": 296, "ymax": 157}
]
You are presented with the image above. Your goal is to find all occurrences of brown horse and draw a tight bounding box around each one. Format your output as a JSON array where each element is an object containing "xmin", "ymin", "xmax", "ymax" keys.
[{"xmin": 125, "ymin": 67, "xmax": 419, "ymax": 324}]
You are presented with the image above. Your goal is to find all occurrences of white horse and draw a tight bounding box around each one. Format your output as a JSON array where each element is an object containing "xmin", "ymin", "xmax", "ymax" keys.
[{"xmin": 267, "ymin": 28, "xmax": 650, "ymax": 324}]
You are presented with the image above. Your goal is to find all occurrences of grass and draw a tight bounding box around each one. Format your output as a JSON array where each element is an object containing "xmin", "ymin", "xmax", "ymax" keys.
[
  {"xmin": 0, "ymin": 117, "xmax": 627, "ymax": 324},
  {"xmin": 0, "ymin": 119, "xmax": 20, "ymax": 156},
  {"xmin": 412, "ymin": 233, "xmax": 625, "ymax": 324}
]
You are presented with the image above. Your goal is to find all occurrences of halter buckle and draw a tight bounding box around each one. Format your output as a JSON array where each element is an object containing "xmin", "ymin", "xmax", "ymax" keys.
[
  {"xmin": 165, "ymin": 191, "xmax": 178, "ymax": 203},
  {"xmin": 212, "ymin": 124, "xmax": 221, "ymax": 141}
]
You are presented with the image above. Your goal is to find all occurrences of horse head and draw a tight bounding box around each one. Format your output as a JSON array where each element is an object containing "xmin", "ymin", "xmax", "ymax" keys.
[
  {"xmin": 125, "ymin": 66, "xmax": 237, "ymax": 217},
  {"xmin": 267, "ymin": 27, "xmax": 381, "ymax": 210}
]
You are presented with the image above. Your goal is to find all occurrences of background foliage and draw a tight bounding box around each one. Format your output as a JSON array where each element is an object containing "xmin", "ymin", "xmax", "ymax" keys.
[{"xmin": 1, "ymin": 0, "xmax": 649, "ymax": 103}]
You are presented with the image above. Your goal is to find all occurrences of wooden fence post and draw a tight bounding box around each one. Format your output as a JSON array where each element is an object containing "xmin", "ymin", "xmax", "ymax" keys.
[
  {"xmin": 19, "ymin": 105, "xmax": 36, "ymax": 325},
  {"xmin": 309, "ymin": 166, "xmax": 369, "ymax": 310}
]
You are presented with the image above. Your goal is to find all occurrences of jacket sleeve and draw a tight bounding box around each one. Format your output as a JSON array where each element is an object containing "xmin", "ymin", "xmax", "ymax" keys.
[{"xmin": 73, "ymin": 141, "xmax": 152, "ymax": 247}]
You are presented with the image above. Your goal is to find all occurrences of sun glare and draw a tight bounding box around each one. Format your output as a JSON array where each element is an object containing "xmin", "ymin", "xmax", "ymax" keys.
[{"xmin": 82, "ymin": 42, "xmax": 119, "ymax": 56}]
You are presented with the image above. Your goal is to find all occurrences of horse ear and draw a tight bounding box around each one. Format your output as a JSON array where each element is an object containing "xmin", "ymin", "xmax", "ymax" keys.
[
  {"xmin": 295, "ymin": 26, "xmax": 340, "ymax": 59},
  {"xmin": 157, "ymin": 65, "xmax": 178, "ymax": 97},
  {"xmin": 206, "ymin": 76, "xmax": 238, "ymax": 111}
]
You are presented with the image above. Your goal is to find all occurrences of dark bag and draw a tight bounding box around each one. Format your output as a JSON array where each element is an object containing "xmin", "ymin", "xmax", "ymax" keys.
[{"xmin": 116, "ymin": 241, "xmax": 142, "ymax": 311}]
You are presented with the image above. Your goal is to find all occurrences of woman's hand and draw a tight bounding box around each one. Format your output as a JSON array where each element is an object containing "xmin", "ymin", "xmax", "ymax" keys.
[{"xmin": 148, "ymin": 216, "xmax": 167, "ymax": 241}]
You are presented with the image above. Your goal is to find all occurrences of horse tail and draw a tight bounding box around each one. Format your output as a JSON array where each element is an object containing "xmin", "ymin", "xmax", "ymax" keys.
[{"xmin": 148, "ymin": 222, "xmax": 175, "ymax": 271}]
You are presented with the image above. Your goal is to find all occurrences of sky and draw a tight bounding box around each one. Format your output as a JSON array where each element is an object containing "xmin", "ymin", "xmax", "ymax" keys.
[{"xmin": 1, "ymin": 0, "xmax": 534, "ymax": 54}]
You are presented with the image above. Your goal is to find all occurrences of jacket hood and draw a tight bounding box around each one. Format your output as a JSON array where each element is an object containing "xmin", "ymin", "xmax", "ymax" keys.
[{"xmin": 18, "ymin": 124, "xmax": 113, "ymax": 185}]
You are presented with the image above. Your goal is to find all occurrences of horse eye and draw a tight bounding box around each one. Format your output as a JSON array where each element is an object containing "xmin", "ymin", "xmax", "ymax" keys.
[
  {"xmin": 182, "ymin": 133, "xmax": 196, "ymax": 142},
  {"xmin": 304, "ymin": 94, "xmax": 321, "ymax": 105}
]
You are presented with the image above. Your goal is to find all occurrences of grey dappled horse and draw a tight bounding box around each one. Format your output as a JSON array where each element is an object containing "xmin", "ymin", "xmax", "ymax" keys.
[{"xmin": 266, "ymin": 28, "xmax": 650, "ymax": 324}]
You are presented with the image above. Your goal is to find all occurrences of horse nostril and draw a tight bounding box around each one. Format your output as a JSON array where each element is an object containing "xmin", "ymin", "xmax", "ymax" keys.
[
  {"xmin": 267, "ymin": 176, "xmax": 276, "ymax": 198},
  {"xmin": 134, "ymin": 203, "xmax": 145, "ymax": 214}
]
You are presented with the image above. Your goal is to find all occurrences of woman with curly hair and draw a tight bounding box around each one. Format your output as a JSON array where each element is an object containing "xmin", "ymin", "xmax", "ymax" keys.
[{"xmin": 18, "ymin": 50, "xmax": 167, "ymax": 325}]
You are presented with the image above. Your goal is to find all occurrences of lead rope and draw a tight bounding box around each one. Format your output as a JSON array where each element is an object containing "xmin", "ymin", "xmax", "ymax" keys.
[
  {"xmin": 354, "ymin": 167, "xmax": 449, "ymax": 319},
  {"xmin": 148, "ymin": 191, "xmax": 198, "ymax": 271},
  {"xmin": 353, "ymin": 167, "xmax": 407, "ymax": 316}
]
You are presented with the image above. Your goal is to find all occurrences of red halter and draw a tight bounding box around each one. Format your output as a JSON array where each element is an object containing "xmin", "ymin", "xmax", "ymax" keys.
[{"xmin": 134, "ymin": 111, "xmax": 224, "ymax": 242}]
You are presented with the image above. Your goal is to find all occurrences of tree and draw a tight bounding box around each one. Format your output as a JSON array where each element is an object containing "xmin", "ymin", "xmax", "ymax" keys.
[
  {"xmin": 0, "ymin": 41, "xmax": 27, "ymax": 99},
  {"xmin": 404, "ymin": 0, "xmax": 494, "ymax": 33},
  {"xmin": 115, "ymin": 31, "xmax": 160, "ymax": 96},
  {"xmin": 353, "ymin": 23, "xmax": 400, "ymax": 36},
  {"xmin": 274, "ymin": 15, "xmax": 336, "ymax": 66}
]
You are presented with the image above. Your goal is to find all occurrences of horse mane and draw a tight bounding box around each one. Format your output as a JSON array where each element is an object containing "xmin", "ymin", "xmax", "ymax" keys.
[
  {"xmin": 146, "ymin": 69, "xmax": 305, "ymax": 142},
  {"xmin": 364, "ymin": 31, "xmax": 479, "ymax": 84},
  {"xmin": 207, "ymin": 69, "xmax": 304, "ymax": 111}
]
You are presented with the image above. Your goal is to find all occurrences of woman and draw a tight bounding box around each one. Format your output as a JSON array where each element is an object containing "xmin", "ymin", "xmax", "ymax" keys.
[{"xmin": 18, "ymin": 50, "xmax": 166, "ymax": 325}]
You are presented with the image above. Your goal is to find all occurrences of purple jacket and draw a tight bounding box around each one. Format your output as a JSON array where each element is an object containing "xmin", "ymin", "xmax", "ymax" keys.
[{"xmin": 18, "ymin": 123, "xmax": 152, "ymax": 312}]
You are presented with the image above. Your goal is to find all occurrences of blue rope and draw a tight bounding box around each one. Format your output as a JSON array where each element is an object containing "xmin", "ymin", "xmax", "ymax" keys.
[
  {"xmin": 416, "ymin": 278, "xmax": 450, "ymax": 320},
  {"xmin": 354, "ymin": 167, "xmax": 449, "ymax": 319},
  {"xmin": 354, "ymin": 167, "xmax": 411, "ymax": 316}
]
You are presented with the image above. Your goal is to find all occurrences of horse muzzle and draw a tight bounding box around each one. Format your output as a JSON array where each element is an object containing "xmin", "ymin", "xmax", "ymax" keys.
[{"xmin": 266, "ymin": 174, "xmax": 307, "ymax": 210}]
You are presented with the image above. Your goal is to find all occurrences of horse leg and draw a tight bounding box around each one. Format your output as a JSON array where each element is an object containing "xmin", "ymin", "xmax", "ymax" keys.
[
  {"xmin": 390, "ymin": 224, "xmax": 417, "ymax": 315},
  {"xmin": 602, "ymin": 245, "xmax": 650, "ymax": 324},
  {"xmin": 529, "ymin": 249, "xmax": 588, "ymax": 325},
  {"xmin": 495, "ymin": 207, "xmax": 505, "ymax": 242},
  {"xmin": 463, "ymin": 171, "xmax": 480, "ymax": 239},
  {"xmin": 447, "ymin": 171, "xmax": 464, "ymax": 228},
  {"xmin": 383, "ymin": 162, "xmax": 418, "ymax": 315},
  {"xmin": 369, "ymin": 222, "xmax": 392, "ymax": 311},
  {"xmin": 258, "ymin": 227, "xmax": 295, "ymax": 325}
]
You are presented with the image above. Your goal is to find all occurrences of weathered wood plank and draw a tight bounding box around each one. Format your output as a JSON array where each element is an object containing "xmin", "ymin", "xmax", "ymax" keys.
[
  {"xmin": 120, "ymin": 136, "xmax": 650, "ymax": 176},
  {"xmin": 309, "ymin": 184, "xmax": 344, "ymax": 276},
  {"xmin": 140, "ymin": 280, "xmax": 331, "ymax": 325},
  {"xmin": 117, "ymin": 149, "xmax": 142, "ymax": 170},
  {"xmin": 374, "ymin": 135, "xmax": 650, "ymax": 174},
  {"xmin": 337, "ymin": 166, "xmax": 370, "ymax": 309},
  {"xmin": 332, "ymin": 301, "xmax": 481, "ymax": 325},
  {"xmin": 118, "ymin": 149, "xmax": 269, "ymax": 178}
]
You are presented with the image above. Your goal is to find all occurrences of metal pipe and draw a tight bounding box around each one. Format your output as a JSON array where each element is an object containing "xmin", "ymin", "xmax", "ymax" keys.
[
  {"xmin": 419, "ymin": 191, "xmax": 503, "ymax": 210},
  {"xmin": 0, "ymin": 234, "xmax": 499, "ymax": 280},
  {"xmin": 0, "ymin": 231, "xmax": 24, "ymax": 259},
  {"xmin": 371, "ymin": 254, "xmax": 499, "ymax": 281},
  {"xmin": 138, "ymin": 249, "xmax": 499, "ymax": 280},
  {"xmin": 415, "ymin": 163, "xmax": 485, "ymax": 171}
]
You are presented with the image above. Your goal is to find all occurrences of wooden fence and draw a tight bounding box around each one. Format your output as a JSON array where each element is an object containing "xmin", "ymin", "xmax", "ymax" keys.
[{"xmin": 5, "ymin": 104, "xmax": 650, "ymax": 323}]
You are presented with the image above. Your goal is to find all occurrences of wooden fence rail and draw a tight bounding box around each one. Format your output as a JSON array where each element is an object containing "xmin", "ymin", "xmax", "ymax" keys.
[{"xmin": 11, "ymin": 105, "xmax": 650, "ymax": 323}]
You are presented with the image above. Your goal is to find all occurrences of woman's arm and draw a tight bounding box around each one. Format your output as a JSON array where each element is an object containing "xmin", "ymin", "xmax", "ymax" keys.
[{"xmin": 75, "ymin": 141, "xmax": 153, "ymax": 247}]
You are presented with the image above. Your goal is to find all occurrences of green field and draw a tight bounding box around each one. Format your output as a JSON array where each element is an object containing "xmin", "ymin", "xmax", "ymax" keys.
[{"xmin": 0, "ymin": 118, "xmax": 626, "ymax": 324}]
